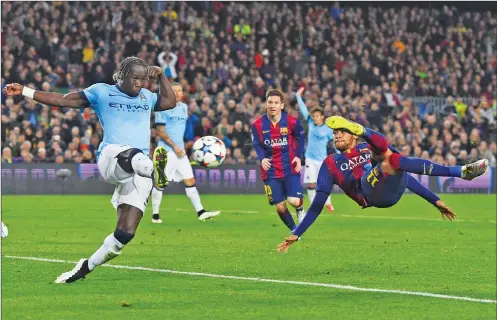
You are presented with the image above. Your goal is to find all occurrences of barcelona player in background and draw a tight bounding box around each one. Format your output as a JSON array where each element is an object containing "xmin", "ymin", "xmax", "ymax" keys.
[
  {"xmin": 277, "ymin": 116, "xmax": 489, "ymax": 252},
  {"xmin": 252, "ymin": 89, "xmax": 306, "ymax": 231}
]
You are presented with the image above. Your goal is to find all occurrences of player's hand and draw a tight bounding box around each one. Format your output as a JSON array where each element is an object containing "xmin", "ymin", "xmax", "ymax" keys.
[
  {"xmin": 147, "ymin": 66, "xmax": 164, "ymax": 79},
  {"xmin": 173, "ymin": 145, "xmax": 185, "ymax": 158},
  {"xmin": 292, "ymin": 157, "xmax": 302, "ymax": 173},
  {"xmin": 296, "ymin": 87, "xmax": 304, "ymax": 97},
  {"xmin": 261, "ymin": 158, "xmax": 271, "ymax": 171},
  {"xmin": 4, "ymin": 83, "xmax": 23, "ymax": 97},
  {"xmin": 277, "ymin": 235, "xmax": 299, "ymax": 253},
  {"xmin": 435, "ymin": 200, "xmax": 456, "ymax": 221}
]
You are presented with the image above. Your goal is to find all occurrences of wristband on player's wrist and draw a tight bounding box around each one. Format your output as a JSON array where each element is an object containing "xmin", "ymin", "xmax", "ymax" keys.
[{"xmin": 22, "ymin": 86, "xmax": 36, "ymax": 99}]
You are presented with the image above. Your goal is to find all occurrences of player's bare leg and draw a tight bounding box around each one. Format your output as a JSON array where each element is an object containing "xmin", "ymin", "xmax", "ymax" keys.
[
  {"xmin": 287, "ymin": 197, "xmax": 306, "ymax": 224},
  {"xmin": 326, "ymin": 116, "xmax": 489, "ymax": 180},
  {"xmin": 275, "ymin": 201, "xmax": 297, "ymax": 230},
  {"xmin": 55, "ymin": 204, "xmax": 142, "ymax": 283}
]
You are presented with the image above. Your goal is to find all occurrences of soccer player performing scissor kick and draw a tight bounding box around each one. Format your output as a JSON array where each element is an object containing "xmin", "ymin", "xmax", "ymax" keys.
[{"xmin": 277, "ymin": 116, "xmax": 489, "ymax": 252}]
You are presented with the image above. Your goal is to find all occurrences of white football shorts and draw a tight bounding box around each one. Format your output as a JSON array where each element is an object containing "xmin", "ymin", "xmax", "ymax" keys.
[
  {"xmin": 165, "ymin": 151, "xmax": 194, "ymax": 182},
  {"xmin": 98, "ymin": 144, "xmax": 153, "ymax": 213},
  {"xmin": 303, "ymin": 158, "xmax": 323, "ymax": 184}
]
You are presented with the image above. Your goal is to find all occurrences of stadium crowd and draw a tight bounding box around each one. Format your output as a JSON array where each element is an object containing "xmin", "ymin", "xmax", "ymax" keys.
[{"xmin": 2, "ymin": 1, "xmax": 496, "ymax": 167}]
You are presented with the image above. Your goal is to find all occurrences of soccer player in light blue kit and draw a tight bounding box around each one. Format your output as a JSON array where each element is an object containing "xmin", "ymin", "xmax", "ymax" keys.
[
  {"xmin": 296, "ymin": 87, "xmax": 336, "ymax": 212},
  {"xmin": 4, "ymin": 57, "xmax": 177, "ymax": 283},
  {"xmin": 150, "ymin": 83, "xmax": 220, "ymax": 222}
]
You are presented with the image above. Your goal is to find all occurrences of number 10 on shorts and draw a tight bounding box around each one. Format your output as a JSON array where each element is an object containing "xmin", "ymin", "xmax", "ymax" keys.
[{"xmin": 264, "ymin": 185, "xmax": 273, "ymax": 202}]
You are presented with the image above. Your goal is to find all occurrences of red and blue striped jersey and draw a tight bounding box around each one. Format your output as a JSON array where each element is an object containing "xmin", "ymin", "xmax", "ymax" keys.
[
  {"xmin": 318, "ymin": 142, "xmax": 374, "ymax": 207},
  {"xmin": 251, "ymin": 112, "xmax": 306, "ymax": 180}
]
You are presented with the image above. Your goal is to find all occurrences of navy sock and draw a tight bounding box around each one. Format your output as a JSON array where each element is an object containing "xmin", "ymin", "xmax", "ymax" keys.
[
  {"xmin": 277, "ymin": 210, "xmax": 297, "ymax": 231},
  {"xmin": 390, "ymin": 153, "xmax": 462, "ymax": 177},
  {"xmin": 113, "ymin": 229, "xmax": 135, "ymax": 245}
]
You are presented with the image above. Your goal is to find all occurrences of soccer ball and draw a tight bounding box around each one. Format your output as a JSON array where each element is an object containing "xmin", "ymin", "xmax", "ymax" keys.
[{"xmin": 192, "ymin": 136, "xmax": 226, "ymax": 168}]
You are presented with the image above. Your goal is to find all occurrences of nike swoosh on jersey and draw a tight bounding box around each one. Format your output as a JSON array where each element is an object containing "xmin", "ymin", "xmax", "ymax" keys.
[{"xmin": 109, "ymin": 93, "xmax": 132, "ymax": 98}]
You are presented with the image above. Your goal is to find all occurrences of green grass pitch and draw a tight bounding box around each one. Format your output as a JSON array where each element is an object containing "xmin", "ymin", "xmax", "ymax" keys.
[{"xmin": 1, "ymin": 194, "xmax": 496, "ymax": 319}]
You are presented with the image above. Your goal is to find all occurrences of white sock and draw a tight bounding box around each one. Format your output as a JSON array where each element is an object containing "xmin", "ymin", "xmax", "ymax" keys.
[
  {"xmin": 326, "ymin": 196, "xmax": 332, "ymax": 205},
  {"xmin": 131, "ymin": 153, "xmax": 154, "ymax": 178},
  {"xmin": 307, "ymin": 188, "xmax": 316, "ymax": 203},
  {"xmin": 88, "ymin": 234, "xmax": 124, "ymax": 271},
  {"xmin": 185, "ymin": 186, "xmax": 204, "ymax": 212},
  {"xmin": 151, "ymin": 187, "xmax": 163, "ymax": 215},
  {"xmin": 296, "ymin": 204, "xmax": 305, "ymax": 217}
]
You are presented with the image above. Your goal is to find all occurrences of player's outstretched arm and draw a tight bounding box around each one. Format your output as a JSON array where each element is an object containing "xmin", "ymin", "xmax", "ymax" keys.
[
  {"xmin": 406, "ymin": 175, "xmax": 456, "ymax": 221},
  {"xmin": 277, "ymin": 190, "xmax": 329, "ymax": 253},
  {"xmin": 277, "ymin": 163, "xmax": 334, "ymax": 253},
  {"xmin": 295, "ymin": 88, "xmax": 310, "ymax": 120},
  {"xmin": 4, "ymin": 83, "xmax": 89, "ymax": 109},
  {"xmin": 148, "ymin": 66, "xmax": 176, "ymax": 110}
]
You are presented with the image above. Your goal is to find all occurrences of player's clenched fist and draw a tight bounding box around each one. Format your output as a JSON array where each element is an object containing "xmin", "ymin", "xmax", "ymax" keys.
[
  {"xmin": 4, "ymin": 83, "xmax": 23, "ymax": 96},
  {"xmin": 147, "ymin": 66, "xmax": 164, "ymax": 79}
]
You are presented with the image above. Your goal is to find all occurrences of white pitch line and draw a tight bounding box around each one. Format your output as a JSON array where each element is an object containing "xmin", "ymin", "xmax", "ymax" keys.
[{"xmin": 4, "ymin": 255, "xmax": 496, "ymax": 304}]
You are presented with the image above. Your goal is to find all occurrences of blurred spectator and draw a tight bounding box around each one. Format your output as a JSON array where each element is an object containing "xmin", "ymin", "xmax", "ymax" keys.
[{"xmin": 2, "ymin": 147, "xmax": 12, "ymax": 163}]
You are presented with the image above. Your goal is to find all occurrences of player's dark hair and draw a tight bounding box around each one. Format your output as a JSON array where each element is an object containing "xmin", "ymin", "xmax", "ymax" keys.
[
  {"xmin": 311, "ymin": 107, "xmax": 324, "ymax": 116},
  {"xmin": 112, "ymin": 56, "xmax": 148, "ymax": 83},
  {"xmin": 265, "ymin": 89, "xmax": 285, "ymax": 102}
]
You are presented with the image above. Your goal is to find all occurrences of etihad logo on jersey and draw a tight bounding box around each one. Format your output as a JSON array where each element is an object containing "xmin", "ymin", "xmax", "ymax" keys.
[
  {"xmin": 109, "ymin": 102, "xmax": 149, "ymax": 113},
  {"xmin": 264, "ymin": 137, "xmax": 288, "ymax": 147},
  {"xmin": 340, "ymin": 153, "xmax": 371, "ymax": 171},
  {"xmin": 280, "ymin": 127, "xmax": 288, "ymax": 135}
]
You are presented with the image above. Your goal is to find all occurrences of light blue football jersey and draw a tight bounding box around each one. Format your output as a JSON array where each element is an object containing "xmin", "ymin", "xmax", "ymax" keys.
[
  {"xmin": 297, "ymin": 96, "xmax": 335, "ymax": 162},
  {"xmin": 81, "ymin": 84, "xmax": 159, "ymax": 159},
  {"xmin": 155, "ymin": 102, "xmax": 188, "ymax": 152}
]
